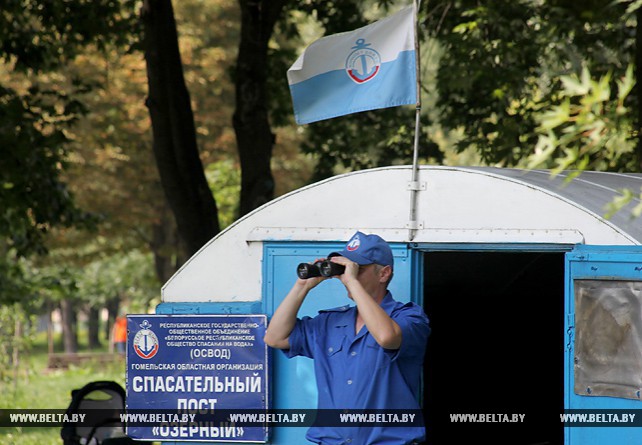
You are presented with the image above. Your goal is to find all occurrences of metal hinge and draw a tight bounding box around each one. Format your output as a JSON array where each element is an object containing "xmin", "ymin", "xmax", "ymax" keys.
[{"xmin": 566, "ymin": 313, "xmax": 574, "ymax": 352}]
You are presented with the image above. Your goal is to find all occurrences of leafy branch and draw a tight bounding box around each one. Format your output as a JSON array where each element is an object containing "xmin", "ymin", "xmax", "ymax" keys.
[{"xmin": 527, "ymin": 64, "xmax": 636, "ymax": 176}]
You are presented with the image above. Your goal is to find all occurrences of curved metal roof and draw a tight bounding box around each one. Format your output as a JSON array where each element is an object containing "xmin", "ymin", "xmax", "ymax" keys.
[
  {"xmin": 161, "ymin": 166, "xmax": 642, "ymax": 301},
  {"xmin": 467, "ymin": 168, "xmax": 642, "ymax": 244}
]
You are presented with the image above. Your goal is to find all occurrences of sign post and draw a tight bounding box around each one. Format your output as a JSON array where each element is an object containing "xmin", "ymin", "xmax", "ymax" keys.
[{"xmin": 126, "ymin": 314, "xmax": 269, "ymax": 442}]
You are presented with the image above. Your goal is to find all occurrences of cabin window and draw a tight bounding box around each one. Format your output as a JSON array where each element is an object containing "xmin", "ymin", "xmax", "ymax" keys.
[{"xmin": 574, "ymin": 280, "xmax": 642, "ymax": 400}]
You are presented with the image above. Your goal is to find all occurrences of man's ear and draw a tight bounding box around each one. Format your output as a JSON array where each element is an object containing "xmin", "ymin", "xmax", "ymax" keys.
[{"xmin": 379, "ymin": 265, "xmax": 393, "ymax": 283}]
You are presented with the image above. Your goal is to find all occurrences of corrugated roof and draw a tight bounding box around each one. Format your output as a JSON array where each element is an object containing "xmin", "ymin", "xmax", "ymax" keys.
[{"xmin": 467, "ymin": 168, "xmax": 642, "ymax": 244}]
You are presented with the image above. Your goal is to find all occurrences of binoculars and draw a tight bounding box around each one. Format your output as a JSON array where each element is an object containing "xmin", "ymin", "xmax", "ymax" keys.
[{"xmin": 297, "ymin": 260, "xmax": 345, "ymax": 279}]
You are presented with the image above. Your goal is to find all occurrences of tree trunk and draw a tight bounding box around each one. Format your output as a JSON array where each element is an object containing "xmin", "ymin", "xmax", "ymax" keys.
[
  {"xmin": 151, "ymin": 201, "xmax": 186, "ymax": 284},
  {"xmin": 13, "ymin": 316, "xmax": 21, "ymax": 381},
  {"xmin": 60, "ymin": 300, "xmax": 78, "ymax": 353},
  {"xmin": 87, "ymin": 306, "xmax": 101, "ymax": 349},
  {"xmin": 142, "ymin": 0, "xmax": 220, "ymax": 257},
  {"xmin": 47, "ymin": 302, "xmax": 54, "ymax": 355},
  {"xmin": 105, "ymin": 296, "xmax": 120, "ymax": 341},
  {"xmin": 233, "ymin": 0, "xmax": 286, "ymax": 216}
]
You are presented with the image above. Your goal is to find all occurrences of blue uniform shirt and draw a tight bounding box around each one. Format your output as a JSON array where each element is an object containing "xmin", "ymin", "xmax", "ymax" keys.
[{"xmin": 283, "ymin": 292, "xmax": 430, "ymax": 445}]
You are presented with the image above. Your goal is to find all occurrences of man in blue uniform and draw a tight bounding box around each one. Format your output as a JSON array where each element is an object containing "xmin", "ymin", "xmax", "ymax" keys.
[{"xmin": 264, "ymin": 231, "xmax": 430, "ymax": 445}]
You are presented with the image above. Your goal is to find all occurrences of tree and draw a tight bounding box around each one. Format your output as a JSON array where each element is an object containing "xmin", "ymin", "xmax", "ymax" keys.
[
  {"xmin": 0, "ymin": 0, "xmax": 143, "ymax": 351},
  {"xmin": 527, "ymin": 66, "xmax": 637, "ymax": 174},
  {"xmin": 20, "ymin": 0, "xmax": 247, "ymax": 292},
  {"xmin": 0, "ymin": 0, "xmax": 138, "ymax": 258},
  {"xmin": 423, "ymin": 0, "xmax": 641, "ymax": 171},
  {"xmin": 142, "ymin": 0, "xmax": 221, "ymax": 258},
  {"xmin": 233, "ymin": 0, "xmax": 289, "ymax": 216},
  {"xmin": 75, "ymin": 250, "xmax": 160, "ymax": 349},
  {"xmin": 137, "ymin": 0, "xmax": 438, "ymax": 254}
]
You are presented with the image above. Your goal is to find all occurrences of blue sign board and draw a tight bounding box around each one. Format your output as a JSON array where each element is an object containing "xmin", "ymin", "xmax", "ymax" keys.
[{"xmin": 126, "ymin": 314, "xmax": 269, "ymax": 442}]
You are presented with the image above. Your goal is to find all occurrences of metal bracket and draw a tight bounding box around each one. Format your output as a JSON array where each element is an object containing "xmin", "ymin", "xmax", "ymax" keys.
[
  {"xmin": 406, "ymin": 181, "xmax": 427, "ymax": 191},
  {"xmin": 406, "ymin": 221, "xmax": 424, "ymax": 230}
]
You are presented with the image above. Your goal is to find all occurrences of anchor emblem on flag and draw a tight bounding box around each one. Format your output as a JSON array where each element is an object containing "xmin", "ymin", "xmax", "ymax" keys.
[{"xmin": 345, "ymin": 39, "xmax": 382, "ymax": 84}]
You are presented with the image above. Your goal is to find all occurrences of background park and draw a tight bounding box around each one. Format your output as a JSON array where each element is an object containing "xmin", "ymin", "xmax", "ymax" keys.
[{"xmin": 1, "ymin": 1, "xmax": 641, "ymax": 444}]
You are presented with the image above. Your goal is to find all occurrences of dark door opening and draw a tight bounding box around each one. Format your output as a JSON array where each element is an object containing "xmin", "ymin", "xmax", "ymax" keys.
[{"xmin": 421, "ymin": 250, "xmax": 565, "ymax": 445}]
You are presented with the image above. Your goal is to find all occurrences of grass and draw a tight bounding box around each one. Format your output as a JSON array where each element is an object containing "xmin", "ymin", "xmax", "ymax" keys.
[{"xmin": 0, "ymin": 333, "xmax": 126, "ymax": 445}]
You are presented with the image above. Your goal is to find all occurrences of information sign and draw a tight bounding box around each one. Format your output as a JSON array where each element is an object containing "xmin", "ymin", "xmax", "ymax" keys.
[{"xmin": 126, "ymin": 314, "xmax": 268, "ymax": 442}]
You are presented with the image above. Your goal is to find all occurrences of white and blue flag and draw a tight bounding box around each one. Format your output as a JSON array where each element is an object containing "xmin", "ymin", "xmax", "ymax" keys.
[{"xmin": 287, "ymin": 5, "xmax": 417, "ymax": 125}]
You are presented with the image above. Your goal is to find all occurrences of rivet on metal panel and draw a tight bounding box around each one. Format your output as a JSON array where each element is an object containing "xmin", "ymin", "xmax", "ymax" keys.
[
  {"xmin": 574, "ymin": 357, "xmax": 579, "ymax": 364},
  {"xmin": 635, "ymin": 266, "xmax": 642, "ymax": 271},
  {"xmin": 591, "ymin": 266, "xmax": 598, "ymax": 271},
  {"xmin": 586, "ymin": 387, "xmax": 592, "ymax": 395}
]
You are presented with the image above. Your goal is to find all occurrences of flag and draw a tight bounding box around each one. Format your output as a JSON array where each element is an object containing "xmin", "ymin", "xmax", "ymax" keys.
[{"xmin": 287, "ymin": 5, "xmax": 417, "ymax": 125}]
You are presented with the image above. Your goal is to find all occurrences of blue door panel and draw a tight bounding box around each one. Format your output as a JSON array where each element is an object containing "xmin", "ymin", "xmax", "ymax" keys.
[{"xmin": 565, "ymin": 245, "xmax": 642, "ymax": 445}]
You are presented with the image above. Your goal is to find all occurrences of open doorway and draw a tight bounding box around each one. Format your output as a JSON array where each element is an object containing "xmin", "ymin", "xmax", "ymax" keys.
[{"xmin": 421, "ymin": 250, "xmax": 565, "ymax": 445}]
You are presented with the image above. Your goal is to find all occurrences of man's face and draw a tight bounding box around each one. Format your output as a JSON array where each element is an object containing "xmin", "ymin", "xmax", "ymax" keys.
[{"xmin": 347, "ymin": 264, "xmax": 386, "ymax": 299}]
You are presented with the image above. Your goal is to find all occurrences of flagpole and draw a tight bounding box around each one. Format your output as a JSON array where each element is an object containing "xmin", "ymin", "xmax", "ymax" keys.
[{"xmin": 408, "ymin": 0, "xmax": 422, "ymax": 241}]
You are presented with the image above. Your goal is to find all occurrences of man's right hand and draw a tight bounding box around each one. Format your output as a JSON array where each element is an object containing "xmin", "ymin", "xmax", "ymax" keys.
[
  {"xmin": 296, "ymin": 258, "xmax": 328, "ymax": 291},
  {"xmin": 264, "ymin": 258, "xmax": 327, "ymax": 350}
]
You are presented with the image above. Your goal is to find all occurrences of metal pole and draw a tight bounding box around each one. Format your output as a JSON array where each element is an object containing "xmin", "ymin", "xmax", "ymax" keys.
[{"xmin": 408, "ymin": 0, "xmax": 422, "ymax": 241}]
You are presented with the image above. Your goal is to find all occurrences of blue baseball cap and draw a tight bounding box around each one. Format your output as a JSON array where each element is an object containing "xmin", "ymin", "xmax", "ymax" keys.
[{"xmin": 329, "ymin": 231, "xmax": 394, "ymax": 269}]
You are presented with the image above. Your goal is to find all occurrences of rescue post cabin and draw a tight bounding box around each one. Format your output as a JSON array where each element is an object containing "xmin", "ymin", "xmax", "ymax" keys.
[{"xmin": 157, "ymin": 166, "xmax": 642, "ymax": 445}]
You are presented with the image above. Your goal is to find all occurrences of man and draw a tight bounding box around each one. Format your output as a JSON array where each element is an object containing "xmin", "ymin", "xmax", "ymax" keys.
[
  {"xmin": 113, "ymin": 313, "xmax": 128, "ymax": 355},
  {"xmin": 264, "ymin": 231, "xmax": 430, "ymax": 445}
]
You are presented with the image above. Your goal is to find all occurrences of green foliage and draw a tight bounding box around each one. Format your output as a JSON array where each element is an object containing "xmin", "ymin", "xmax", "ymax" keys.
[
  {"xmin": 205, "ymin": 160, "xmax": 241, "ymax": 229},
  {"xmin": 527, "ymin": 65, "xmax": 637, "ymax": 173},
  {"xmin": 425, "ymin": 0, "xmax": 543, "ymax": 164},
  {"xmin": 176, "ymin": 0, "xmax": 239, "ymax": 161},
  {"xmin": 31, "ymin": 266, "xmax": 78, "ymax": 305},
  {"xmin": 0, "ymin": 304, "xmax": 34, "ymax": 383},
  {"xmin": 0, "ymin": 256, "xmax": 31, "ymax": 305},
  {"xmin": 604, "ymin": 186, "xmax": 642, "ymax": 219},
  {"xmin": 33, "ymin": 250, "xmax": 160, "ymax": 311},
  {"xmin": 1, "ymin": 0, "xmax": 640, "ymax": 350},
  {"xmin": 0, "ymin": 85, "xmax": 96, "ymax": 257},
  {"xmin": 302, "ymin": 109, "xmax": 441, "ymax": 181},
  {"xmin": 425, "ymin": 0, "xmax": 639, "ymax": 169},
  {"xmin": 0, "ymin": 0, "xmax": 139, "ymax": 257},
  {"xmin": 75, "ymin": 250, "xmax": 160, "ymax": 310},
  {"xmin": 0, "ymin": 0, "xmax": 139, "ymax": 72},
  {"xmin": 526, "ymin": 64, "xmax": 640, "ymax": 218}
]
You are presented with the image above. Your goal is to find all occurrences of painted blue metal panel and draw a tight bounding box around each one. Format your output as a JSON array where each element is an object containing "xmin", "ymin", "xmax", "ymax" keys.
[
  {"xmin": 262, "ymin": 241, "xmax": 414, "ymax": 445},
  {"xmin": 156, "ymin": 302, "xmax": 263, "ymax": 315},
  {"xmin": 126, "ymin": 314, "xmax": 268, "ymax": 442},
  {"xmin": 565, "ymin": 244, "xmax": 642, "ymax": 445}
]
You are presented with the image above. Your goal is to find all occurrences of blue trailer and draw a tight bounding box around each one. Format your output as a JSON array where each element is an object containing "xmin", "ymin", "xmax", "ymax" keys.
[{"xmin": 153, "ymin": 166, "xmax": 642, "ymax": 445}]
